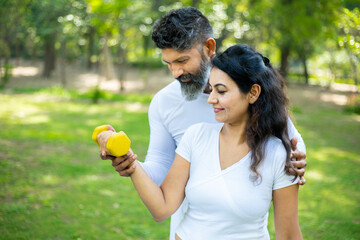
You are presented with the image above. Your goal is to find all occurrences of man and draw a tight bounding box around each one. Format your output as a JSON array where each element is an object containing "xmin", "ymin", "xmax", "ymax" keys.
[{"xmin": 99, "ymin": 7, "xmax": 307, "ymax": 240}]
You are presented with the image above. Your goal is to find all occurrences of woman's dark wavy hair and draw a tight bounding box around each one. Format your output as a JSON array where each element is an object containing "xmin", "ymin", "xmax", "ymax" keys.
[
  {"xmin": 152, "ymin": 7, "xmax": 213, "ymax": 50},
  {"xmin": 212, "ymin": 44, "xmax": 296, "ymax": 182}
]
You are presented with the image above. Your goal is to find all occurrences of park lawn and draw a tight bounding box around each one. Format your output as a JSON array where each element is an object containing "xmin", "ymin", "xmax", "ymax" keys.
[{"xmin": 0, "ymin": 86, "xmax": 359, "ymax": 239}]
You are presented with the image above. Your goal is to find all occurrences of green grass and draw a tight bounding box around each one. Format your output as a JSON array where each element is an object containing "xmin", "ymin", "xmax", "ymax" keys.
[{"xmin": 0, "ymin": 86, "xmax": 359, "ymax": 239}]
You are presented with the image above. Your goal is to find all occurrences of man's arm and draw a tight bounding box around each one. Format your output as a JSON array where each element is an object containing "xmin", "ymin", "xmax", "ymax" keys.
[
  {"xmin": 108, "ymin": 94, "xmax": 176, "ymax": 186},
  {"xmin": 139, "ymin": 98, "xmax": 176, "ymax": 185},
  {"xmin": 287, "ymin": 117, "xmax": 306, "ymax": 154},
  {"xmin": 287, "ymin": 117, "xmax": 307, "ymax": 185}
]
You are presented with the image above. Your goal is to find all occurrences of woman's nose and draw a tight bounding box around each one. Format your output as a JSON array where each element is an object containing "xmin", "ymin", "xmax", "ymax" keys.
[{"xmin": 207, "ymin": 92, "xmax": 216, "ymax": 104}]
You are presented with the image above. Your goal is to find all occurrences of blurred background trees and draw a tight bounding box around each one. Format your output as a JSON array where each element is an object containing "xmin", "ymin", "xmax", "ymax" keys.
[{"xmin": 0, "ymin": 0, "xmax": 359, "ymax": 89}]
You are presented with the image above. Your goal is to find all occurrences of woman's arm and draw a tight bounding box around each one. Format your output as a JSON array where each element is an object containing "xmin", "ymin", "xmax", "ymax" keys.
[
  {"xmin": 131, "ymin": 153, "xmax": 190, "ymax": 222},
  {"xmin": 273, "ymin": 184, "xmax": 303, "ymax": 240}
]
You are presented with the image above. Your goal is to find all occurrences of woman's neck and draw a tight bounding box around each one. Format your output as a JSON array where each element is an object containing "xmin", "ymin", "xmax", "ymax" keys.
[{"xmin": 221, "ymin": 120, "xmax": 247, "ymax": 146}]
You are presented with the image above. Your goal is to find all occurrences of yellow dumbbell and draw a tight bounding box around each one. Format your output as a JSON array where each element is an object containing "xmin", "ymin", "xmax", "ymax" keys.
[{"xmin": 92, "ymin": 125, "xmax": 131, "ymax": 157}]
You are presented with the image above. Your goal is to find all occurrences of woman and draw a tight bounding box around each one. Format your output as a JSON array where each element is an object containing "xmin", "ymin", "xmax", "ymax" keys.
[{"xmin": 128, "ymin": 44, "xmax": 303, "ymax": 239}]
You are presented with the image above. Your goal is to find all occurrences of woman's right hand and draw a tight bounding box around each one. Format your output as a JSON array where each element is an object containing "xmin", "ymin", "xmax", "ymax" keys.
[{"xmin": 97, "ymin": 130, "xmax": 115, "ymax": 158}]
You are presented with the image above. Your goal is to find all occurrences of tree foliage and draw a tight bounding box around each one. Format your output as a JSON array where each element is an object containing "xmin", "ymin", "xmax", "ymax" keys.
[{"xmin": 0, "ymin": 0, "xmax": 359, "ymax": 87}]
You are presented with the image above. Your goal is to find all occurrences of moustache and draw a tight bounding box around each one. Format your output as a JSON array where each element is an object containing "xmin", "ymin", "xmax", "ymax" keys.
[{"xmin": 176, "ymin": 74, "xmax": 194, "ymax": 83}]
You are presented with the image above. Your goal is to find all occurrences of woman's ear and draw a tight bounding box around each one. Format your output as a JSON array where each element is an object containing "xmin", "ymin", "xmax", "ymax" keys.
[
  {"xmin": 203, "ymin": 38, "xmax": 216, "ymax": 58},
  {"xmin": 248, "ymin": 84, "xmax": 261, "ymax": 104}
]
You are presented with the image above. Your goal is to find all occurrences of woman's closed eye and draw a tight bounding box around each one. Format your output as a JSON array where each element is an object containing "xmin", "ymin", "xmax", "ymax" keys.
[{"xmin": 209, "ymin": 87, "xmax": 227, "ymax": 94}]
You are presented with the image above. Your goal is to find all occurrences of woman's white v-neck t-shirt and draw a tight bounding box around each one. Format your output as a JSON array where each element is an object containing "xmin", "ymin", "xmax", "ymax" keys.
[{"xmin": 175, "ymin": 123, "xmax": 297, "ymax": 240}]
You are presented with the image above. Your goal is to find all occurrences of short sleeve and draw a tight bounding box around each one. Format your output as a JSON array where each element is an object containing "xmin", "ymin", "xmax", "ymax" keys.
[
  {"xmin": 175, "ymin": 125, "xmax": 197, "ymax": 163},
  {"xmin": 272, "ymin": 143, "xmax": 299, "ymax": 190}
]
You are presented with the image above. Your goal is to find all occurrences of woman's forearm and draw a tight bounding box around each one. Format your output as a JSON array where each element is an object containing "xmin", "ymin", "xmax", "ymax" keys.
[{"xmin": 130, "ymin": 160, "xmax": 172, "ymax": 222}]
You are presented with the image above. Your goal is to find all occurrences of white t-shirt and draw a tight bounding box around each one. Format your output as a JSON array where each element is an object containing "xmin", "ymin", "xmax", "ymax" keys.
[
  {"xmin": 141, "ymin": 80, "xmax": 305, "ymax": 240},
  {"xmin": 175, "ymin": 123, "xmax": 298, "ymax": 240}
]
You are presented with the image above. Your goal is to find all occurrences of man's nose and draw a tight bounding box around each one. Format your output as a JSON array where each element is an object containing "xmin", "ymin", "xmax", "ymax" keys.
[{"xmin": 171, "ymin": 66, "xmax": 184, "ymax": 79}]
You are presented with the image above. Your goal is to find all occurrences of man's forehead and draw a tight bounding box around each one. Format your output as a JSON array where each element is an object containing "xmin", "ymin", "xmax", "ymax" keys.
[{"xmin": 161, "ymin": 47, "xmax": 202, "ymax": 62}]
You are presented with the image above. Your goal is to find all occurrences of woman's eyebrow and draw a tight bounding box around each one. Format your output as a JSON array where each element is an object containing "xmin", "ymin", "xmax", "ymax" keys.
[{"xmin": 214, "ymin": 83, "xmax": 226, "ymax": 88}]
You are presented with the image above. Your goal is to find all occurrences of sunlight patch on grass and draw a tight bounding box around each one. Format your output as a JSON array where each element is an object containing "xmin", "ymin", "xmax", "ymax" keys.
[
  {"xmin": 99, "ymin": 189, "xmax": 116, "ymax": 197},
  {"xmin": 351, "ymin": 115, "xmax": 360, "ymax": 122},
  {"xmin": 320, "ymin": 93, "xmax": 348, "ymax": 106},
  {"xmin": 311, "ymin": 147, "xmax": 359, "ymax": 163},
  {"xmin": 1, "ymin": 94, "xmax": 51, "ymax": 125},
  {"xmin": 12, "ymin": 66, "xmax": 39, "ymax": 77},
  {"xmin": 306, "ymin": 170, "xmax": 325, "ymax": 181},
  {"xmin": 82, "ymin": 174, "xmax": 101, "ymax": 182},
  {"xmin": 22, "ymin": 114, "xmax": 50, "ymax": 124},
  {"xmin": 124, "ymin": 102, "xmax": 149, "ymax": 112},
  {"xmin": 42, "ymin": 174, "xmax": 60, "ymax": 185}
]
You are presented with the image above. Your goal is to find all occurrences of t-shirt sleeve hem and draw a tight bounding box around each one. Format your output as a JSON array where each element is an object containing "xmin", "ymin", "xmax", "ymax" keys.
[
  {"xmin": 273, "ymin": 176, "xmax": 299, "ymax": 190},
  {"xmin": 175, "ymin": 149, "xmax": 190, "ymax": 163}
]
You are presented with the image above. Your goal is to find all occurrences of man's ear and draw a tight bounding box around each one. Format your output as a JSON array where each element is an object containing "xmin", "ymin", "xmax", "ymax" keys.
[
  {"xmin": 203, "ymin": 38, "xmax": 216, "ymax": 58},
  {"xmin": 247, "ymin": 84, "xmax": 261, "ymax": 104}
]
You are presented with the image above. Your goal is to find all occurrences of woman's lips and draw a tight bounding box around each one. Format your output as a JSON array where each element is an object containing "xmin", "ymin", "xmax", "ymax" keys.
[{"xmin": 213, "ymin": 107, "xmax": 223, "ymax": 113}]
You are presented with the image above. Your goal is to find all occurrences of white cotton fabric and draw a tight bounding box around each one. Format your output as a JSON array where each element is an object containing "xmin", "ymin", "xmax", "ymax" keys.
[
  {"xmin": 175, "ymin": 123, "xmax": 298, "ymax": 240},
  {"xmin": 140, "ymin": 80, "xmax": 305, "ymax": 240}
]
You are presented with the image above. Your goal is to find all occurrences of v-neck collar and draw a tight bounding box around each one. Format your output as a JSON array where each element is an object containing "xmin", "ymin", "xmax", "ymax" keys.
[{"xmin": 215, "ymin": 124, "xmax": 251, "ymax": 173}]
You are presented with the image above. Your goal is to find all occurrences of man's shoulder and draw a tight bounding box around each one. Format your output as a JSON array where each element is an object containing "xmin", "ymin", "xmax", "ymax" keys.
[
  {"xmin": 150, "ymin": 81, "xmax": 184, "ymax": 109},
  {"xmin": 155, "ymin": 81, "xmax": 182, "ymax": 100},
  {"xmin": 148, "ymin": 81, "xmax": 183, "ymax": 117}
]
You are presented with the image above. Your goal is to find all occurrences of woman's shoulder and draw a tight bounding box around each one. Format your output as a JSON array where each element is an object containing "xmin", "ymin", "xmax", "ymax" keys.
[
  {"xmin": 264, "ymin": 136, "xmax": 288, "ymax": 163},
  {"xmin": 187, "ymin": 122, "xmax": 223, "ymax": 133},
  {"xmin": 183, "ymin": 122, "xmax": 223, "ymax": 141}
]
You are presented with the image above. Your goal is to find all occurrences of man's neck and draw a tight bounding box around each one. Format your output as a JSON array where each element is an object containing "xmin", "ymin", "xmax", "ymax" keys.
[{"xmin": 203, "ymin": 83, "xmax": 211, "ymax": 94}]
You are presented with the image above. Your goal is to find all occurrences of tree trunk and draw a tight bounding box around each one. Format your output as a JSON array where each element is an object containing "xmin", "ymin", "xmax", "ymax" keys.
[
  {"xmin": 87, "ymin": 27, "xmax": 95, "ymax": 70},
  {"xmin": 215, "ymin": 2, "xmax": 237, "ymax": 53},
  {"xmin": 117, "ymin": 44, "xmax": 127, "ymax": 92},
  {"xmin": 60, "ymin": 40, "xmax": 66, "ymax": 87},
  {"xmin": 192, "ymin": 0, "xmax": 200, "ymax": 7},
  {"xmin": 143, "ymin": 35, "xmax": 150, "ymax": 58},
  {"xmin": 215, "ymin": 28, "xmax": 230, "ymax": 53},
  {"xmin": 0, "ymin": 60, "xmax": 11, "ymax": 89},
  {"xmin": 152, "ymin": 0, "xmax": 161, "ymax": 11},
  {"xmin": 301, "ymin": 53, "xmax": 309, "ymax": 85},
  {"xmin": 0, "ymin": 35, "xmax": 12, "ymax": 88},
  {"xmin": 0, "ymin": 58, "xmax": 3, "ymax": 87},
  {"xmin": 15, "ymin": 37, "xmax": 20, "ymax": 66},
  {"xmin": 347, "ymin": 50, "xmax": 358, "ymax": 88},
  {"xmin": 280, "ymin": 45, "xmax": 290, "ymax": 79},
  {"xmin": 42, "ymin": 33, "xmax": 56, "ymax": 78},
  {"xmin": 102, "ymin": 33, "xmax": 115, "ymax": 80}
]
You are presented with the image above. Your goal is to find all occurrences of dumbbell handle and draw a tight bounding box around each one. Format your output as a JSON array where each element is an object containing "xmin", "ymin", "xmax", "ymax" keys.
[{"xmin": 92, "ymin": 125, "xmax": 131, "ymax": 157}]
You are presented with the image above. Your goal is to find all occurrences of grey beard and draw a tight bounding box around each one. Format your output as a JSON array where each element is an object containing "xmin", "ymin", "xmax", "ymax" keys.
[{"xmin": 179, "ymin": 62, "xmax": 211, "ymax": 101}]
